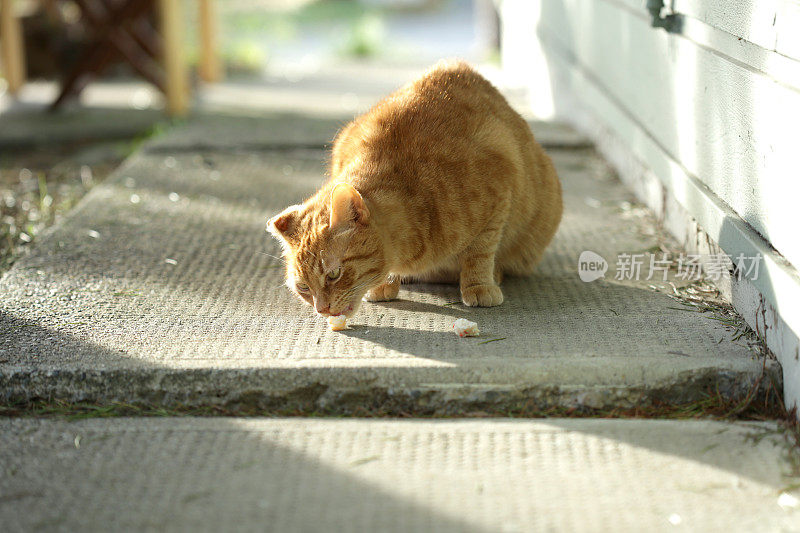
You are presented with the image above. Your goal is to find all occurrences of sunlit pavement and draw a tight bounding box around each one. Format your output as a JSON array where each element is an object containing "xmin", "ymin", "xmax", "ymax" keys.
[
  {"xmin": 0, "ymin": 67, "xmax": 794, "ymax": 530},
  {"xmin": 1, "ymin": 418, "xmax": 797, "ymax": 531},
  {"xmin": 0, "ymin": 107, "xmax": 772, "ymax": 411}
]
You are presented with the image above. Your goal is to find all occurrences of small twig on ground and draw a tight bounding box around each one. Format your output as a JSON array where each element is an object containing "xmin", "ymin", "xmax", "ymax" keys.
[{"xmin": 477, "ymin": 337, "xmax": 507, "ymax": 345}]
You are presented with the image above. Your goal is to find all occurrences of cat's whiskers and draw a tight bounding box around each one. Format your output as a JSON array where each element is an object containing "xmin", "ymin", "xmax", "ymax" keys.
[
  {"xmin": 255, "ymin": 251, "xmax": 287, "ymax": 264},
  {"xmin": 349, "ymin": 274, "xmax": 382, "ymax": 292},
  {"xmin": 301, "ymin": 248, "xmax": 320, "ymax": 260},
  {"xmin": 346, "ymin": 273, "xmax": 386, "ymax": 299}
]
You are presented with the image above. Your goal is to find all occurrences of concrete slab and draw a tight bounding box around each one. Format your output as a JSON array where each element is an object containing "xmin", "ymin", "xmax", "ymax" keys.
[
  {"xmin": 0, "ymin": 116, "xmax": 777, "ymax": 412},
  {"xmin": 0, "ymin": 70, "xmax": 588, "ymax": 151},
  {"xmin": 142, "ymin": 113, "xmax": 588, "ymax": 152},
  {"xmin": 0, "ymin": 107, "xmax": 165, "ymax": 149},
  {"xmin": 0, "ymin": 417, "xmax": 797, "ymax": 532},
  {"xmin": 0, "ymin": 106, "xmax": 584, "ymax": 152}
]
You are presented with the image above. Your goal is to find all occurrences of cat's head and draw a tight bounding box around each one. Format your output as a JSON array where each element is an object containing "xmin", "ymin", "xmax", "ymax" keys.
[{"xmin": 267, "ymin": 183, "xmax": 386, "ymax": 318}]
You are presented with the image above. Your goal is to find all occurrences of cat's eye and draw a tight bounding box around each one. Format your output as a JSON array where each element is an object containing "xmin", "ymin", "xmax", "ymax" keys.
[
  {"xmin": 327, "ymin": 267, "xmax": 341, "ymax": 281},
  {"xmin": 296, "ymin": 282, "xmax": 310, "ymax": 292}
]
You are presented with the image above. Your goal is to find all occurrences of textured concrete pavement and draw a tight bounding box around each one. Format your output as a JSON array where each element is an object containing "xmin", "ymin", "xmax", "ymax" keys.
[
  {"xmin": 0, "ymin": 111, "xmax": 778, "ymax": 411},
  {"xmin": 1, "ymin": 417, "xmax": 797, "ymax": 532}
]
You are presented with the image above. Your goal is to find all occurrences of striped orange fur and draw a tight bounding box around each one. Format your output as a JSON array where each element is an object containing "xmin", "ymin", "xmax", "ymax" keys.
[{"xmin": 268, "ymin": 60, "xmax": 562, "ymax": 317}]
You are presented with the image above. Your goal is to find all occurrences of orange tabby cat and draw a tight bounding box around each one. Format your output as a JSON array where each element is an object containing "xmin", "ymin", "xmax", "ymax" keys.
[{"xmin": 268, "ymin": 60, "xmax": 562, "ymax": 318}]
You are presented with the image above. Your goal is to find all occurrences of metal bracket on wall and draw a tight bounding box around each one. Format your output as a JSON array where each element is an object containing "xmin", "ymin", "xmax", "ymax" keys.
[{"xmin": 646, "ymin": 0, "xmax": 682, "ymax": 32}]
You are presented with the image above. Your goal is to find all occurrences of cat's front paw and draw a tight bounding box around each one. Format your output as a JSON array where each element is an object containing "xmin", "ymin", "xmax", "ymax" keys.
[
  {"xmin": 461, "ymin": 284, "xmax": 504, "ymax": 307},
  {"xmin": 364, "ymin": 281, "xmax": 399, "ymax": 302}
]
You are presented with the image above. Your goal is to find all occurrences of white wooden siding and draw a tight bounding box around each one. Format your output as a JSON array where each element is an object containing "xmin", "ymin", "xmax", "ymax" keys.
[
  {"xmin": 776, "ymin": 1, "xmax": 800, "ymax": 59},
  {"xmin": 499, "ymin": 0, "xmax": 800, "ymax": 411},
  {"xmin": 670, "ymin": 0, "xmax": 781, "ymax": 51},
  {"xmin": 532, "ymin": 0, "xmax": 800, "ymax": 273}
]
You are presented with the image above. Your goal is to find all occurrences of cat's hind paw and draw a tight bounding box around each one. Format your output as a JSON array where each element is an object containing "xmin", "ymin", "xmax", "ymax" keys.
[
  {"xmin": 461, "ymin": 284, "xmax": 504, "ymax": 307},
  {"xmin": 364, "ymin": 279, "xmax": 400, "ymax": 302}
]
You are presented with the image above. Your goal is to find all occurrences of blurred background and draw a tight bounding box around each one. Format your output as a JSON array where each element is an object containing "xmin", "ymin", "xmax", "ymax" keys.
[
  {"xmin": 0, "ymin": 0, "xmax": 503, "ymax": 271},
  {"xmin": 1, "ymin": 0, "xmax": 501, "ymax": 113}
]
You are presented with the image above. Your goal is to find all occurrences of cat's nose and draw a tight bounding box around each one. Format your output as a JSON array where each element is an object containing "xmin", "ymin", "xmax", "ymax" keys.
[{"xmin": 314, "ymin": 298, "xmax": 330, "ymax": 315}]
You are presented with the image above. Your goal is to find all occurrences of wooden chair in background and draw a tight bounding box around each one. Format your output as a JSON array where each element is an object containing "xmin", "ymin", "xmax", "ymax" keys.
[{"xmin": 0, "ymin": 0, "xmax": 221, "ymax": 116}]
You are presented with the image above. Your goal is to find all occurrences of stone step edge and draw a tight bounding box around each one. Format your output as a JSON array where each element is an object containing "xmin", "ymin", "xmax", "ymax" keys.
[{"xmin": 0, "ymin": 365, "xmax": 780, "ymax": 415}]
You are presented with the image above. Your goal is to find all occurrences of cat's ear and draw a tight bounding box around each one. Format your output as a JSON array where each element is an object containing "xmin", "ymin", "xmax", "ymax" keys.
[
  {"xmin": 267, "ymin": 204, "xmax": 302, "ymax": 242},
  {"xmin": 330, "ymin": 183, "xmax": 370, "ymax": 230}
]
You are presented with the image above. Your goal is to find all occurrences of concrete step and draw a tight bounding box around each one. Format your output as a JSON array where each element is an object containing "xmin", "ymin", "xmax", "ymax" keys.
[
  {"xmin": 0, "ymin": 417, "xmax": 796, "ymax": 532},
  {"xmin": 0, "ymin": 113, "xmax": 777, "ymax": 413}
]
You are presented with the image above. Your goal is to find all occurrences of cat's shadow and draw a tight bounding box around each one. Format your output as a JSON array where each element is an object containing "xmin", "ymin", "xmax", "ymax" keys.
[
  {"xmin": 366, "ymin": 298, "xmax": 472, "ymax": 318},
  {"xmin": 338, "ymin": 325, "xmax": 494, "ymax": 359},
  {"xmin": 365, "ymin": 283, "xmax": 478, "ymax": 318},
  {"xmin": 340, "ymin": 294, "xmax": 498, "ymax": 357}
]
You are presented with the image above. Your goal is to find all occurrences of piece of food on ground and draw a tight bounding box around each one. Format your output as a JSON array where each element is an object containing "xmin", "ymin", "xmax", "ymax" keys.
[
  {"xmin": 453, "ymin": 318, "xmax": 479, "ymax": 337},
  {"xmin": 327, "ymin": 315, "xmax": 348, "ymax": 331}
]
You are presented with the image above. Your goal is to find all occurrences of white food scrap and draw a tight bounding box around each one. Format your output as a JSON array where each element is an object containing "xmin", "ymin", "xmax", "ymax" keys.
[
  {"xmin": 327, "ymin": 315, "xmax": 348, "ymax": 331},
  {"xmin": 453, "ymin": 318, "xmax": 479, "ymax": 337},
  {"xmin": 778, "ymin": 493, "xmax": 799, "ymax": 510}
]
